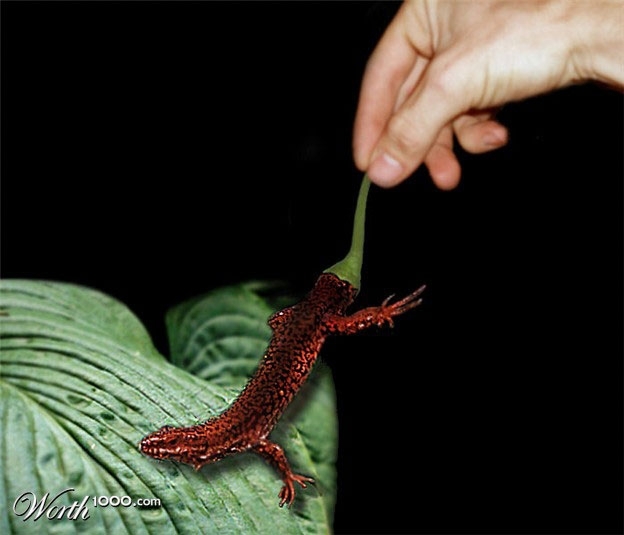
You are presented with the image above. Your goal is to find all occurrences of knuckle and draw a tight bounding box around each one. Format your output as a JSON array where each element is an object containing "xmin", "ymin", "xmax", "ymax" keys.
[
  {"xmin": 427, "ymin": 65, "xmax": 455, "ymax": 100},
  {"xmin": 426, "ymin": 52, "xmax": 466, "ymax": 101},
  {"xmin": 386, "ymin": 113, "xmax": 422, "ymax": 156}
]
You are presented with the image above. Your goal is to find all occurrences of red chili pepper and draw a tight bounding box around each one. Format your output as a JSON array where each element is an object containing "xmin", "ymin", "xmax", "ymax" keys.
[{"xmin": 140, "ymin": 176, "xmax": 425, "ymax": 507}]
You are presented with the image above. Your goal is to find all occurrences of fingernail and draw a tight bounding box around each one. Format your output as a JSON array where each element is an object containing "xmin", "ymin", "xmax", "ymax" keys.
[
  {"xmin": 483, "ymin": 130, "xmax": 507, "ymax": 148},
  {"xmin": 368, "ymin": 153, "xmax": 403, "ymax": 186}
]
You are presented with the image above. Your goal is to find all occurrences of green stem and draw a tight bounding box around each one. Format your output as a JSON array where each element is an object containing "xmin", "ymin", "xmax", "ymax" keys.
[{"xmin": 324, "ymin": 174, "xmax": 371, "ymax": 290}]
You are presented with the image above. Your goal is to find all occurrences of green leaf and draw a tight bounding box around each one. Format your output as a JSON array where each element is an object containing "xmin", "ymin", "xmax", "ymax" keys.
[
  {"xmin": 0, "ymin": 279, "xmax": 337, "ymax": 534},
  {"xmin": 166, "ymin": 282, "xmax": 275, "ymax": 387}
]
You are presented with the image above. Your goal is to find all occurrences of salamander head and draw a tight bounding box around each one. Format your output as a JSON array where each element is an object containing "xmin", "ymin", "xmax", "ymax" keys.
[
  {"xmin": 140, "ymin": 424, "xmax": 211, "ymax": 467},
  {"xmin": 140, "ymin": 425, "xmax": 184, "ymax": 460}
]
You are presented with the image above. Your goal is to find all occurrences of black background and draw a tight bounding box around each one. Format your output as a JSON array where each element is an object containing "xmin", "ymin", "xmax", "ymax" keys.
[{"xmin": 2, "ymin": 2, "xmax": 622, "ymax": 534}]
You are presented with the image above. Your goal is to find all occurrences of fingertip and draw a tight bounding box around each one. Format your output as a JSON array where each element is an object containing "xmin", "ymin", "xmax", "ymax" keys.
[
  {"xmin": 431, "ymin": 164, "xmax": 461, "ymax": 190},
  {"xmin": 481, "ymin": 123, "xmax": 508, "ymax": 149},
  {"xmin": 352, "ymin": 133, "xmax": 373, "ymax": 172},
  {"xmin": 424, "ymin": 144, "xmax": 461, "ymax": 190},
  {"xmin": 367, "ymin": 152, "xmax": 407, "ymax": 188},
  {"xmin": 455, "ymin": 117, "xmax": 508, "ymax": 154}
]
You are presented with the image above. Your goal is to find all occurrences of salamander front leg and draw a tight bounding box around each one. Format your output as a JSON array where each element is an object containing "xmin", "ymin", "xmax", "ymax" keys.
[
  {"xmin": 252, "ymin": 439, "xmax": 314, "ymax": 507},
  {"xmin": 268, "ymin": 305, "xmax": 296, "ymax": 330},
  {"xmin": 327, "ymin": 284, "xmax": 426, "ymax": 334}
]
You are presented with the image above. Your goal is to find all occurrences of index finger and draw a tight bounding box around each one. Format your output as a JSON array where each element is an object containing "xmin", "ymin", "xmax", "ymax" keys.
[{"xmin": 353, "ymin": 5, "xmax": 420, "ymax": 171}]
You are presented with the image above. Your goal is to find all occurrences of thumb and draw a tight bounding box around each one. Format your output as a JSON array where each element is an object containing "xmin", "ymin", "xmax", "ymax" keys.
[{"xmin": 367, "ymin": 57, "xmax": 470, "ymax": 187}]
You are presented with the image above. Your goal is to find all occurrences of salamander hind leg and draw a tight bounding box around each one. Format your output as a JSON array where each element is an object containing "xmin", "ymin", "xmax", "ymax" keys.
[{"xmin": 252, "ymin": 439, "xmax": 314, "ymax": 507}]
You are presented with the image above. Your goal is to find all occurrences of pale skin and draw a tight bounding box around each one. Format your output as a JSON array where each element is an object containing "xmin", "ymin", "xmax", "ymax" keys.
[{"xmin": 353, "ymin": 0, "xmax": 624, "ymax": 190}]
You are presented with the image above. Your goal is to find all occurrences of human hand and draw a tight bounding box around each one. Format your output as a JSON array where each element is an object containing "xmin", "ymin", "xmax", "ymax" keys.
[{"xmin": 353, "ymin": 0, "xmax": 624, "ymax": 189}]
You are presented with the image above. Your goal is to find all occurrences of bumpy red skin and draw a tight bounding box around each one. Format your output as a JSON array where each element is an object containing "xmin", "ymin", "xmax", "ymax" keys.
[{"xmin": 140, "ymin": 273, "xmax": 424, "ymax": 507}]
